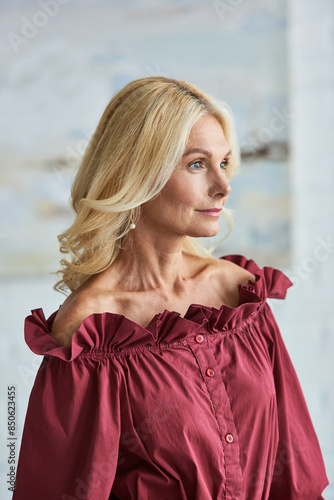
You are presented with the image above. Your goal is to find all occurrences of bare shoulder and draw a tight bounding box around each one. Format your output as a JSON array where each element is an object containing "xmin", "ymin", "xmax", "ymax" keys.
[
  {"xmin": 50, "ymin": 290, "xmax": 94, "ymax": 346},
  {"xmin": 187, "ymin": 255, "xmax": 257, "ymax": 309},
  {"xmin": 206, "ymin": 257, "xmax": 256, "ymax": 289},
  {"xmin": 50, "ymin": 284, "xmax": 118, "ymax": 346}
]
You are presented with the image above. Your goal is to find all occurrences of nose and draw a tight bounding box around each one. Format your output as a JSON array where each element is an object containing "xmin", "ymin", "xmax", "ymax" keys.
[{"xmin": 208, "ymin": 169, "xmax": 231, "ymax": 199}]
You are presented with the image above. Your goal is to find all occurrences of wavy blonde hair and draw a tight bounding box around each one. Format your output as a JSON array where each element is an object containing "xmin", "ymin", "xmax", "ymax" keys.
[{"xmin": 54, "ymin": 76, "xmax": 240, "ymax": 293}]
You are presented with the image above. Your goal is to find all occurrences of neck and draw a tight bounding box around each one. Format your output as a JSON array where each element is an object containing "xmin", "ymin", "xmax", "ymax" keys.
[{"xmin": 110, "ymin": 222, "xmax": 191, "ymax": 293}]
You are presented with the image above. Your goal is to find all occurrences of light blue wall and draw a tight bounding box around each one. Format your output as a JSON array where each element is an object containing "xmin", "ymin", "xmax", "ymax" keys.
[
  {"xmin": 1, "ymin": 1, "xmax": 332, "ymax": 498},
  {"xmin": 1, "ymin": 0, "xmax": 289, "ymax": 276}
]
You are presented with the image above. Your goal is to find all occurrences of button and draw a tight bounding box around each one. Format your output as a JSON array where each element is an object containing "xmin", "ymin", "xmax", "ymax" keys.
[
  {"xmin": 206, "ymin": 368, "xmax": 215, "ymax": 377},
  {"xmin": 225, "ymin": 433, "xmax": 234, "ymax": 443},
  {"xmin": 195, "ymin": 334, "xmax": 204, "ymax": 343}
]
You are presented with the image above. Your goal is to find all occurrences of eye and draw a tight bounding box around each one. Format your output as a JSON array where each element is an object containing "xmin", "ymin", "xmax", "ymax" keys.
[
  {"xmin": 186, "ymin": 158, "xmax": 230, "ymax": 172},
  {"xmin": 188, "ymin": 160, "xmax": 204, "ymax": 171},
  {"xmin": 220, "ymin": 160, "xmax": 230, "ymax": 170}
]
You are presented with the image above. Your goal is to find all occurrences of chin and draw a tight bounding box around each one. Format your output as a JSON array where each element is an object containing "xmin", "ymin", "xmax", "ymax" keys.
[
  {"xmin": 189, "ymin": 227, "xmax": 220, "ymax": 238},
  {"xmin": 205, "ymin": 229, "xmax": 220, "ymax": 238}
]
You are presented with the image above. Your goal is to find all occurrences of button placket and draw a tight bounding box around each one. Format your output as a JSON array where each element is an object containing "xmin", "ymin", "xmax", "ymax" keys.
[{"xmin": 187, "ymin": 334, "xmax": 243, "ymax": 498}]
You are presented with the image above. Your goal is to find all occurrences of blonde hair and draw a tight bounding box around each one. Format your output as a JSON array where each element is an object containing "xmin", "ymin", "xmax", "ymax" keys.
[{"xmin": 54, "ymin": 76, "xmax": 240, "ymax": 293}]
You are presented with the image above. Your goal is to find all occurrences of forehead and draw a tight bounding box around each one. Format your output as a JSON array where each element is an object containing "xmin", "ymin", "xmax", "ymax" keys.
[
  {"xmin": 185, "ymin": 115, "xmax": 229, "ymax": 156},
  {"xmin": 187, "ymin": 115, "xmax": 227, "ymax": 144}
]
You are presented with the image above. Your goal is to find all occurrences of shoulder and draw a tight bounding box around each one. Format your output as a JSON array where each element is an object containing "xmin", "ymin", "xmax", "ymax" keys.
[
  {"xmin": 183, "ymin": 255, "xmax": 256, "ymax": 308},
  {"xmin": 50, "ymin": 290, "xmax": 92, "ymax": 346},
  {"xmin": 187, "ymin": 254, "xmax": 256, "ymax": 308},
  {"xmin": 206, "ymin": 256, "xmax": 256, "ymax": 288},
  {"xmin": 50, "ymin": 283, "xmax": 118, "ymax": 346}
]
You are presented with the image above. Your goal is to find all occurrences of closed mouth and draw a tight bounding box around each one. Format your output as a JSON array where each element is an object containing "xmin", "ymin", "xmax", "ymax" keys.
[
  {"xmin": 196, "ymin": 208, "xmax": 222, "ymax": 218},
  {"xmin": 197, "ymin": 208, "xmax": 222, "ymax": 213}
]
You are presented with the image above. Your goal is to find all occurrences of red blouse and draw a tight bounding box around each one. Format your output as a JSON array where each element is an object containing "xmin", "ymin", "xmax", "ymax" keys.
[{"xmin": 13, "ymin": 255, "xmax": 328, "ymax": 500}]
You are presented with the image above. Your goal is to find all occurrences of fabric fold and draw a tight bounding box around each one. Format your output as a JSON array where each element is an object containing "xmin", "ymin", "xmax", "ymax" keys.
[
  {"xmin": 15, "ymin": 254, "xmax": 328, "ymax": 500},
  {"xmin": 24, "ymin": 254, "xmax": 293, "ymax": 359}
]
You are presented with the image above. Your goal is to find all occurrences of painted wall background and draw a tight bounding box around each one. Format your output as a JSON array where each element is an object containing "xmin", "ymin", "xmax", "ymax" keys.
[
  {"xmin": 0, "ymin": 0, "xmax": 333, "ymax": 498},
  {"xmin": 1, "ymin": 0, "xmax": 290, "ymax": 275}
]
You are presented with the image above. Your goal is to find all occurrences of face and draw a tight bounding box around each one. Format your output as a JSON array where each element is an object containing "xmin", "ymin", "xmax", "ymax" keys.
[{"xmin": 140, "ymin": 114, "xmax": 232, "ymax": 239}]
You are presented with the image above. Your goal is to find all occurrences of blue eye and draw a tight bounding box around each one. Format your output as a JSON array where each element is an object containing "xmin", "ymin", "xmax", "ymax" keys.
[
  {"xmin": 188, "ymin": 161, "xmax": 203, "ymax": 170},
  {"xmin": 187, "ymin": 159, "xmax": 230, "ymax": 172}
]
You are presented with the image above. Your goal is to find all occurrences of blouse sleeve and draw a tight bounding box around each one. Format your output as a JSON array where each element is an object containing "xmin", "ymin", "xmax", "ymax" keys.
[
  {"xmin": 223, "ymin": 254, "xmax": 328, "ymax": 498},
  {"xmin": 13, "ymin": 309, "xmax": 122, "ymax": 500},
  {"xmin": 262, "ymin": 302, "xmax": 328, "ymax": 498},
  {"xmin": 266, "ymin": 304, "xmax": 328, "ymax": 499}
]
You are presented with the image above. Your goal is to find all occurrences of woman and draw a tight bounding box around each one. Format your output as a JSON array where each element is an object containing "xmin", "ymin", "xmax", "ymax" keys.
[{"xmin": 13, "ymin": 77, "xmax": 328, "ymax": 499}]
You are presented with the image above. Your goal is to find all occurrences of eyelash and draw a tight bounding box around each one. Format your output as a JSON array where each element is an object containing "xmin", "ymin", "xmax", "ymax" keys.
[{"xmin": 188, "ymin": 159, "xmax": 230, "ymax": 171}]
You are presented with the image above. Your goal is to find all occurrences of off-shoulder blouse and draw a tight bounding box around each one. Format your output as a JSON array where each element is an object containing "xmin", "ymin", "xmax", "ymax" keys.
[{"xmin": 12, "ymin": 255, "xmax": 328, "ymax": 500}]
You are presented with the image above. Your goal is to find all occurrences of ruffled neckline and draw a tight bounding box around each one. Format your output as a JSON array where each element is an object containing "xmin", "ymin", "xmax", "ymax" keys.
[{"xmin": 24, "ymin": 254, "xmax": 293, "ymax": 361}]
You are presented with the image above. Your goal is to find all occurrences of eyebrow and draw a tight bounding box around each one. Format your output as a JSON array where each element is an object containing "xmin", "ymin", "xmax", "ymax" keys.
[{"xmin": 182, "ymin": 148, "xmax": 232, "ymax": 158}]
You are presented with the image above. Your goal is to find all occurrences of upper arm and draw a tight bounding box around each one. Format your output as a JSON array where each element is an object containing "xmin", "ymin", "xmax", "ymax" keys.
[
  {"xmin": 13, "ymin": 330, "xmax": 122, "ymax": 499},
  {"xmin": 50, "ymin": 292, "xmax": 94, "ymax": 346},
  {"xmin": 50, "ymin": 286, "xmax": 120, "ymax": 346}
]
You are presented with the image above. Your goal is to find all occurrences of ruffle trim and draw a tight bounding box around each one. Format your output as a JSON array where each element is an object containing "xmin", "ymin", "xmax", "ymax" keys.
[{"xmin": 24, "ymin": 254, "xmax": 292, "ymax": 361}]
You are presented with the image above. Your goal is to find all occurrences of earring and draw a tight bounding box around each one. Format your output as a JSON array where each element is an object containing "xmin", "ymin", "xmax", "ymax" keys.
[{"xmin": 130, "ymin": 223, "xmax": 136, "ymax": 230}]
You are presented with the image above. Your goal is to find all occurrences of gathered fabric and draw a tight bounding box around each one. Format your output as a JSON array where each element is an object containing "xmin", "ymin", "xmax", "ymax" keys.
[{"xmin": 13, "ymin": 255, "xmax": 328, "ymax": 500}]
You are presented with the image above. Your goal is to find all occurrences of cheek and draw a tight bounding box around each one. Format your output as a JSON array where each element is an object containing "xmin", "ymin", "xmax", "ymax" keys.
[{"xmin": 162, "ymin": 177, "xmax": 201, "ymax": 209}]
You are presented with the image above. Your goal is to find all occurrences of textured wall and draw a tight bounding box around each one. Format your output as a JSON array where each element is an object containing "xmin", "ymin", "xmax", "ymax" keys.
[
  {"xmin": 0, "ymin": 0, "xmax": 332, "ymax": 498},
  {"xmin": 285, "ymin": 0, "xmax": 334, "ymax": 497},
  {"xmin": 0, "ymin": 0, "xmax": 289, "ymax": 276}
]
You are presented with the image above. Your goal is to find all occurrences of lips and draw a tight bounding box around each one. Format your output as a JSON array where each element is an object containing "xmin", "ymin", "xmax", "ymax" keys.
[
  {"xmin": 198, "ymin": 208, "xmax": 222, "ymax": 213},
  {"xmin": 196, "ymin": 208, "xmax": 222, "ymax": 217}
]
